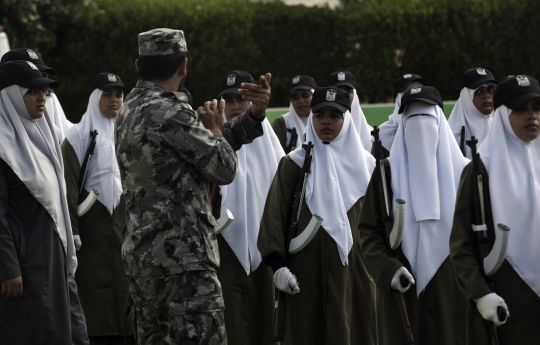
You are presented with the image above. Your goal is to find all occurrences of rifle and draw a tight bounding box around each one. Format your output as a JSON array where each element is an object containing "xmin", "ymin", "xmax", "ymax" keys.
[
  {"xmin": 285, "ymin": 127, "xmax": 298, "ymax": 154},
  {"xmin": 270, "ymin": 142, "xmax": 322, "ymax": 342},
  {"xmin": 77, "ymin": 130, "xmax": 99, "ymax": 217},
  {"xmin": 467, "ymin": 136, "xmax": 509, "ymax": 345},
  {"xmin": 460, "ymin": 126, "xmax": 466, "ymax": 155},
  {"xmin": 371, "ymin": 126, "xmax": 414, "ymax": 345}
]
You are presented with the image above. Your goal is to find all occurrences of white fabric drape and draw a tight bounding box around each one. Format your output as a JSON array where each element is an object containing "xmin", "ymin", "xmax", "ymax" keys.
[
  {"xmin": 478, "ymin": 105, "xmax": 540, "ymax": 297},
  {"xmin": 351, "ymin": 89, "xmax": 373, "ymax": 152},
  {"xmin": 289, "ymin": 110, "xmax": 375, "ymax": 264},
  {"xmin": 448, "ymin": 87, "xmax": 493, "ymax": 159},
  {"xmin": 282, "ymin": 102, "xmax": 309, "ymax": 151},
  {"xmin": 389, "ymin": 101, "xmax": 469, "ymax": 295},
  {"xmin": 220, "ymin": 118, "xmax": 285, "ymax": 274},
  {"xmin": 65, "ymin": 89, "xmax": 122, "ymax": 215},
  {"xmin": 45, "ymin": 92, "xmax": 73, "ymax": 143},
  {"xmin": 0, "ymin": 85, "xmax": 77, "ymax": 274}
]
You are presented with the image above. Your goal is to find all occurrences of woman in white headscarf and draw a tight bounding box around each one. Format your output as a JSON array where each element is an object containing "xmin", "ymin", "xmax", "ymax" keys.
[
  {"xmin": 212, "ymin": 70, "xmax": 285, "ymax": 345},
  {"xmin": 62, "ymin": 73, "xmax": 132, "ymax": 344},
  {"xmin": 450, "ymin": 75, "xmax": 540, "ymax": 345},
  {"xmin": 0, "ymin": 60, "xmax": 89, "ymax": 344},
  {"xmin": 448, "ymin": 68, "xmax": 498, "ymax": 159},
  {"xmin": 359, "ymin": 86, "xmax": 470, "ymax": 345},
  {"xmin": 259, "ymin": 87, "xmax": 377, "ymax": 345}
]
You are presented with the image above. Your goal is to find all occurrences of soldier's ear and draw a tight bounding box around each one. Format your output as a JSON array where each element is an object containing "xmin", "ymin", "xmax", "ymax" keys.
[
  {"xmin": 176, "ymin": 57, "xmax": 188, "ymax": 78},
  {"xmin": 134, "ymin": 59, "xmax": 139, "ymax": 72}
]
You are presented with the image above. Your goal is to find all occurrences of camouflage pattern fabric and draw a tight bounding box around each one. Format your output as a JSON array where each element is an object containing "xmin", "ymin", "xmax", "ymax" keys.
[
  {"xmin": 127, "ymin": 271, "xmax": 226, "ymax": 345},
  {"xmin": 138, "ymin": 28, "xmax": 189, "ymax": 56},
  {"xmin": 115, "ymin": 79, "xmax": 262, "ymax": 277}
]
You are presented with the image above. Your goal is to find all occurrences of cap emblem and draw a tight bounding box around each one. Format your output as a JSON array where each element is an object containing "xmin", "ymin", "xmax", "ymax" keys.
[
  {"xmin": 107, "ymin": 74, "xmax": 117, "ymax": 82},
  {"xmin": 403, "ymin": 74, "xmax": 412, "ymax": 79},
  {"xmin": 326, "ymin": 88, "xmax": 337, "ymax": 101},
  {"xmin": 410, "ymin": 87, "xmax": 421, "ymax": 94},
  {"xmin": 292, "ymin": 76, "xmax": 300, "ymax": 84},
  {"xmin": 516, "ymin": 75, "xmax": 530, "ymax": 87},
  {"xmin": 227, "ymin": 75, "xmax": 236, "ymax": 86},
  {"xmin": 26, "ymin": 61, "xmax": 39, "ymax": 71},
  {"xmin": 338, "ymin": 72, "xmax": 346, "ymax": 81},
  {"xmin": 476, "ymin": 68, "xmax": 487, "ymax": 75},
  {"xmin": 27, "ymin": 49, "xmax": 39, "ymax": 60}
]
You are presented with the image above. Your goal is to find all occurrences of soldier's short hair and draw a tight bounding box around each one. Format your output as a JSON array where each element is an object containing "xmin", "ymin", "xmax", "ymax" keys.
[{"xmin": 137, "ymin": 53, "xmax": 187, "ymax": 81}]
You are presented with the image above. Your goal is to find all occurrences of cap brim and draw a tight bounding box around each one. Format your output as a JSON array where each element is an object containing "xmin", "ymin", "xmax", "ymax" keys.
[
  {"xmin": 466, "ymin": 78, "xmax": 498, "ymax": 90},
  {"xmin": 98, "ymin": 82, "xmax": 127, "ymax": 93},
  {"xmin": 398, "ymin": 98, "xmax": 438, "ymax": 114},
  {"xmin": 289, "ymin": 86, "xmax": 314, "ymax": 97},
  {"xmin": 19, "ymin": 77, "xmax": 60, "ymax": 89},
  {"xmin": 35, "ymin": 64, "xmax": 57, "ymax": 75},
  {"xmin": 218, "ymin": 88, "xmax": 241, "ymax": 98},
  {"xmin": 331, "ymin": 81, "xmax": 356, "ymax": 89},
  {"xmin": 311, "ymin": 102, "xmax": 348, "ymax": 113},
  {"xmin": 503, "ymin": 92, "xmax": 540, "ymax": 110}
]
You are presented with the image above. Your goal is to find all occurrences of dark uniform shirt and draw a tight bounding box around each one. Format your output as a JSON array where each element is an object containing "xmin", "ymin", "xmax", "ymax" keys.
[{"xmin": 115, "ymin": 79, "xmax": 262, "ymax": 277}]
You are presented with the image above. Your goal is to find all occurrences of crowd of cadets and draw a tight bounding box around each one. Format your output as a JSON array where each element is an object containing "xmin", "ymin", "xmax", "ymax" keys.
[{"xmin": 0, "ymin": 27, "xmax": 538, "ymax": 345}]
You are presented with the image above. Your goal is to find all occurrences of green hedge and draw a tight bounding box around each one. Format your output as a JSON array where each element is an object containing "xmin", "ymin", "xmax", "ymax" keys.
[{"xmin": 4, "ymin": 0, "xmax": 539, "ymax": 122}]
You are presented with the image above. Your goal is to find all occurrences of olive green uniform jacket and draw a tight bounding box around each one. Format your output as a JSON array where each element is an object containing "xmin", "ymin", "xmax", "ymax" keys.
[
  {"xmin": 450, "ymin": 161, "xmax": 540, "ymax": 345},
  {"xmin": 359, "ymin": 164, "xmax": 467, "ymax": 345},
  {"xmin": 258, "ymin": 156, "xmax": 377, "ymax": 345},
  {"xmin": 62, "ymin": 140, "xmax": 131, "ymax": 337},
  {"xmin": 271, "ymin": 116, "xmax": 288, "ymax": 152}
]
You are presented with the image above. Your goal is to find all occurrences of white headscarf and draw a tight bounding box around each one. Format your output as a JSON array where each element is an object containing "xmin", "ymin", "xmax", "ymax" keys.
[
  {"xmin": 478, "ymin": 105, "xmax": 540, "ymax": 297},
  {"xmin": 282, "ymin": 102, "xmax": 309, "ymax": 151},
  {"xmin": 0, "ymin": 85, "xmax": 77, "ymax": 274},
  {"xmin": 448, "ymin": 86, "xmax": 493, "ymax": 158},
  {"xmin": 220, "ymin": 117, "xmax": 285, "ymax": 274},
  {"xmin": 65, "ymin": 89, "xmax": 122, "ymax": 215},
  {"xmin": 389, "ymin": 101, "xmax": 469, "ymax": 295},
  {"xmin": 289, "ymin": 110, "xmax": 376, "ymax": 264},
  {"xmin": 45, "ymin": 92, "xmax": 73, "ymax": 142},
  {"xmin": 351, "ymin": 89, "xmax": 373, "ymax": 152}
]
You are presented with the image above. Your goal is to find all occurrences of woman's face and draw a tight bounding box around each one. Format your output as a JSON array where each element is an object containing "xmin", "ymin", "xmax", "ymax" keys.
[
  {"xmin": 509, "ymin": 98, "xmax": 540, "ymax": 142},
  {"xmin": 472, "ymin": 85, "xmax": 495, "ymax": 115},
  {"xmin": 99, "ymin": 86, "xmax": 123, "ymax": 118},
  {"xmin": 313, "ymin": 107, "xmax": 344, "ymax": 142},
  {"xmin": 222, "ymin": 93, "xmax": 250, "ymax": 121},
  {"xmin": 23, "ymin": 89, "xmax": 47, "ymax": 119}
]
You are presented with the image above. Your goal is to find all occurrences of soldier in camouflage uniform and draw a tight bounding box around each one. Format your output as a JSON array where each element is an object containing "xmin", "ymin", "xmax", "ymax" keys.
[{"xmin": 115, "ymin": 28, "xmax": 273, "ymax": 345}]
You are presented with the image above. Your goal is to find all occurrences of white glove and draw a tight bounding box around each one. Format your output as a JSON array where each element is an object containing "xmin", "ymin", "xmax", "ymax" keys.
[
  {"xmin": 73, "ymin": 235, "xmax": 82, "ymax": 251},
  {"xmin": 274, "ymin": 267, "xmax": 300, "ymax": 295},
  {"xmin": 390, "ymin": 267, "xmax": 415, "ymax": 293},
  {"xmin": 474, "ymin": 293, "xmax": 509, "ymax": 326}
]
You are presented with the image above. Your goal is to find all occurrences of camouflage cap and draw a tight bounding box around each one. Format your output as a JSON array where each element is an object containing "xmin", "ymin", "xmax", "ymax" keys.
[{"xmin": 138, "ymin": 28, "xmax": 191, "ymax": 59}]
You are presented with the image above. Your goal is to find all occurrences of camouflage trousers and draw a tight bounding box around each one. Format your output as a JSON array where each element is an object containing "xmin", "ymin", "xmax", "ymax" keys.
[{"xmin": 126, "ymin": 270, "xmax": 227, "ymax": 345}]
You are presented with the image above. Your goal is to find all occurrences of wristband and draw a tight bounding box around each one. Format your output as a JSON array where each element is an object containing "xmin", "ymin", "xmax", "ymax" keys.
[{"xmin": 248, "ymin": 109, "xmax": 266, "ymax": 123}]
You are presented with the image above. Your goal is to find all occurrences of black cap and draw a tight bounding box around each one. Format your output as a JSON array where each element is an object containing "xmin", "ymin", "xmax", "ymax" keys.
[
  {"xmin": 493, "ymin": 75, "xmax": 540, "ymax": 110},
  {"xmin": 0, "ymin": 60, "xmax": 60, "ymax": 90},
  {"xmin": 0, "ymin": 48, "xmax": 56, "ymax": 75},
  {"xmin": 219, "ymin": 70, "xmax": 254, "ymax": 98},
  {"xmin": 458, "ymin": 68, "xmax": 498, "ymax": 91},
  {"xmin": 393, "ymin": 74, "xmax": 427, "ymax": 100},
  {"xmin": 398, "ymin": 86, "xmax": 443, "ymax": 114},
  {"xmin": 180, "ymin": 87, "xmax": 193, "ymax": 106},
  {"xmin": 327, "ymin": 71, "xmax": 356, "ymax": 89},
  {"xmin": 90, "ymin": 73, "xmax": 126, "ymax": 93},
  {"xmin": 311, "ymin": 87, "xmax": 351, "ymax": 113},
  {"xmin": 288, "ymin": 75, "xmax": 317, "ymax": 97}
]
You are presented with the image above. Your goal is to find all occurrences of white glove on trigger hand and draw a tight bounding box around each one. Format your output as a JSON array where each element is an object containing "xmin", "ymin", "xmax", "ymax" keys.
[
  {"xmin": 391, "ymin": 266, "xmax": 415, "ymax": 293},
  {"xmin": 73, "ymin": 235, "xmax": 82, "ymax": 251},
  {"xmin": 274, "ymin": 267, "xmax": 300, "ymax": 295},
  {"xmin": 474, "ymin": 293, "xmax": 509, "ymax": 326}
]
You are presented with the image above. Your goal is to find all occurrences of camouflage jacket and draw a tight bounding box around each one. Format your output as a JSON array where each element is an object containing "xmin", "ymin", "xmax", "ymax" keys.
[{"xmin": 115, "ymin": 80, "xmax": 263, "ymax": 276}]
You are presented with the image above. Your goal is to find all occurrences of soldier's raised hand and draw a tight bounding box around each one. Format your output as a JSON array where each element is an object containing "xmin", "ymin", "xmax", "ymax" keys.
[
  {"xmin": 198, "ymin": 99, "xmax": 225, "ymax": 136},
  {"xmin": 238, "ymin": 72, "xmax": 272, "ymax": 119}
]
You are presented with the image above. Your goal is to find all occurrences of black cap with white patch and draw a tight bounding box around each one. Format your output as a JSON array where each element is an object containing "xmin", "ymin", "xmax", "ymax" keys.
[
  {"xmin": 0, "ymin": 60, "xmax": 60, "ymax": 90},
  {"xmin": 393, "ymin": 74, "xmax": 427, "ymax": 100},
  {"xmin": 219, "ymin": 70, "xmax": 254, "ymax": 98},
  {"xmin": 289, "ymin": 75, "xmax": 317, "ymax": 97},
  {"xmin": 90, "ymin": 72, "xmax": 126, "ymax": 94},
  {"xmin": 0, "ymin": 48, "xmax": 56, "ymax": 75},
  {"xmin": 458, "ymin": 68, "xmax": 497, "ymax": 91},
  {"xmin": 311, "ymin": 87, "xmax": 351, "ymax": 113},
  {"xmin": 493, "ymin": 75, "xmax": 540, "ymax": 110},
  {"xmin": 398, "ymin": 86, "xmax": 443, "ymax": 114},
  {"xmin": 327, "ymin": 71, "xmax": 356, "ymax": 90}
]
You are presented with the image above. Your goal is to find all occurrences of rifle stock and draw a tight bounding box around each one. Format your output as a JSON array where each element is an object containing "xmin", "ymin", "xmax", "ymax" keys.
[
  {"xmin": 270, "ymin": 142, "xmax": 314, "ymax": 342},
  {"xmin": 371, "ymin": 126, "xmax": 415, "ymax": 345}
]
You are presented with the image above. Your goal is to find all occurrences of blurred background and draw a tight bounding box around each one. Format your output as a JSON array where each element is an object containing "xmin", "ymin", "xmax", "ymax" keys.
[{"xmin": 1, "ymin": 0, "xmax": 537, "ymax": 124}]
